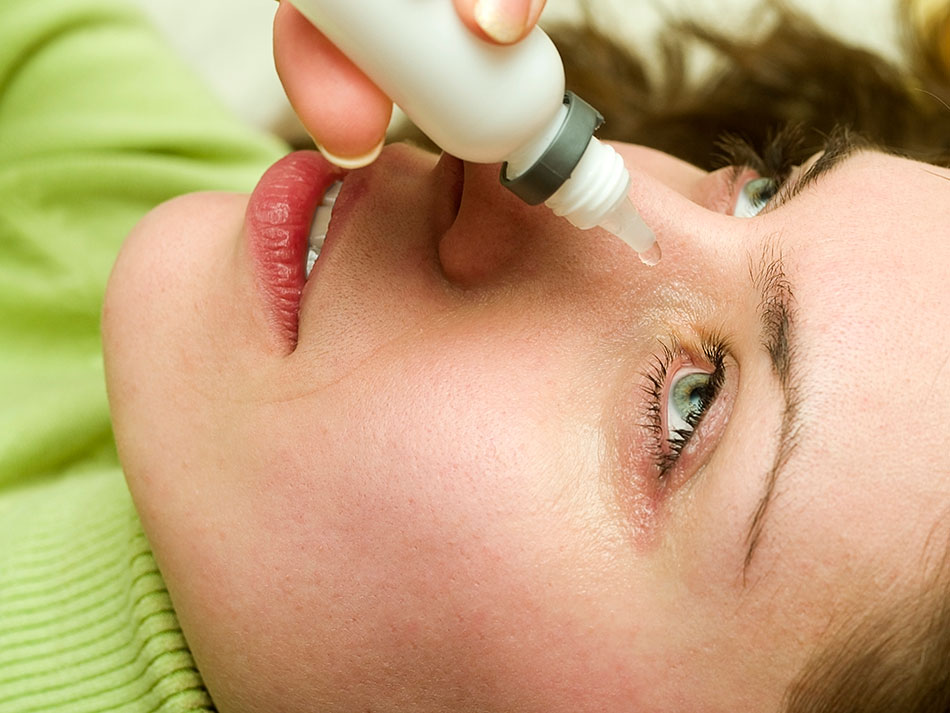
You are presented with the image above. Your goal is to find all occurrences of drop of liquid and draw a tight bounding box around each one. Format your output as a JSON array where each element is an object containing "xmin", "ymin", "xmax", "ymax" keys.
[{"xmin": 638, "ymin": 241, "xmax": 662, "ymax": 267}]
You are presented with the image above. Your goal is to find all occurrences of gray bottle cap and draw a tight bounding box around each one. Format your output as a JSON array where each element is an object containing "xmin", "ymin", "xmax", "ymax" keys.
[{"xmin": 499, "ymin": 91, "xmax": 604, "ymax": 206}]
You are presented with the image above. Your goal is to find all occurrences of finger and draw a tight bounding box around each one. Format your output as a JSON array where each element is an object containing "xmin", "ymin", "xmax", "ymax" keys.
[
  {"xmin": 274, "ymin": 1, "xmax": 393, "ymax": 168},
  {"xmin": 454, "ymin": 0, "xmax": 547, "ymax": 44}
]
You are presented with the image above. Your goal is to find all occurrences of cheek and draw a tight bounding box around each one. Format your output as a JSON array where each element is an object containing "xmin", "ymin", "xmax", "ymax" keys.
[
  {"xmin": 241, "ymin": 358, "xmax": 578, "ymax": 637},
  {"xmin": 167, "ymin": 342, "xmax": 656, "ymax": 712}
]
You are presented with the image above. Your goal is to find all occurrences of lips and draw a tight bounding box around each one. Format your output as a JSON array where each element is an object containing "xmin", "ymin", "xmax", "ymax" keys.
[
  {"xmin": 245, "ymin": 147, "xmax": 468, "ymax": 352},
  {"xmin": 245, "ymin": 151, "xmax": 344, "ymax": 349}
]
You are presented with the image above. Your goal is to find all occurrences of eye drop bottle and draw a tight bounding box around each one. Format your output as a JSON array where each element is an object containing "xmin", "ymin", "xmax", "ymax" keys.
[{"xmin": 287, "ymin": 0, "xmax": 660, "ymax": 265}]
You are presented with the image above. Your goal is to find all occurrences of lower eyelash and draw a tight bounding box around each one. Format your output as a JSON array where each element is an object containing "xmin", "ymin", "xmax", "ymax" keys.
[{"xmin": 641, "ymin": 337, "xmax": 728, "ymax": 478}]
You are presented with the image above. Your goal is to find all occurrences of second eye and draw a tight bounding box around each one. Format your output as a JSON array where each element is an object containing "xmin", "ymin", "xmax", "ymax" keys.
[{"xmin": 734, "ymin": 176, "xmax": 779, "ymax": 218}]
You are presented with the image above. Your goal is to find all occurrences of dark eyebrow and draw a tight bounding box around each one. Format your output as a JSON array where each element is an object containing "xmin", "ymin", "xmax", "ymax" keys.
[
  {"xmin": 742, "ymin": 244, "xmax": 803, "ymax": 582},
  {"xmin": 762, "ymin": 129, "xmax": 865, "ymax": 214},
  {"xmin": 738, "ymin": 134, "xmax": 867, "ymax": 578}
]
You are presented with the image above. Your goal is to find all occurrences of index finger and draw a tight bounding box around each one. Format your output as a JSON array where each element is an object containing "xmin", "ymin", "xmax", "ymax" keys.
[
  {"xmin": 453, "ymin": 0, "xmax": 547, "ymax": 44},
  {"xmin": 274, "ymin": 1, "xmax": 393, "ymax": 166}
]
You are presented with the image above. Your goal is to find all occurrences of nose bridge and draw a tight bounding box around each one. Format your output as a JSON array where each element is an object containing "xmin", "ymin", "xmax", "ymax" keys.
[{"xmin": 624, "ymin": 160, "xmax": 753, "ymax": 270}]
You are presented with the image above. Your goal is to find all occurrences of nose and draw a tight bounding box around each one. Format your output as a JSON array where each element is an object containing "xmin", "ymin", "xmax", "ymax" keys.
[
  {"xmin": 621, "ymin": 145, "xmax": 710, "ymax": 200},
  {"xmin": 437, "ymin": 146, "xmax": 744, "ymax": 288},
  {"xmin": 437, "ymin": 161, "xmax": 553, "ymax": 286}
]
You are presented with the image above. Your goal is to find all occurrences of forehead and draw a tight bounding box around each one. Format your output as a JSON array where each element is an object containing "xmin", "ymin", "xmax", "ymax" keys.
[
  {"xmin": 797, "ymin": 152, "xmax": 948, "ymax": 423},
  {"xmin": 756, "ymin": 152, "xmax": 950, "ymax": 573},
  {"xmin": 787, "ymin": 152, "xmax": 950, "ymax": 385}
]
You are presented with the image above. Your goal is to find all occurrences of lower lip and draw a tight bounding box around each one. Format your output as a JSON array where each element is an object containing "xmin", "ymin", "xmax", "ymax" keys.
[{"xmin": 245, "ymin": 151, "xmax": 343, "ymax": 349}]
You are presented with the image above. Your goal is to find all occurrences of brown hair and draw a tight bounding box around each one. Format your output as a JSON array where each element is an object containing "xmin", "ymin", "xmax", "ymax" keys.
[
  {"xmin": 547, "ymin": 3, "xmax": 950, "ymax": 711},
  {"xmin": 550, "ymin": 0, "xmax": 950, "ymax": 170},
  {"xmin": 783, "ymin": 540, "xmax": 950, "ymax": 713}
]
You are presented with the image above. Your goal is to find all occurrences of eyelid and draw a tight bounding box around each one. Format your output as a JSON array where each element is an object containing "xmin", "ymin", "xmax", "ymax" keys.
[
  {"xmin": 760, "ymin": 142, "xmax": 865, "ymax": 214},
  {"xmin": 722, "ymin": 133, "xmax": 864, "ymax": 217},
  {"xmin": 724, "ymin": 155, "xmax": 812, "ymax": 218},
  {"xmin": 758, "ymin": 151, "xmax": 822, "ymax": 214},
  {"xmin": 722, "ymin": 166, "xmax": 763, "ymax": 215}
]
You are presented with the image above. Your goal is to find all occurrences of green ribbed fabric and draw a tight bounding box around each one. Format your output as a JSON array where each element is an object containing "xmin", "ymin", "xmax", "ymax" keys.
[
  {"xmin": 0, "ymin": 466, "xmax": 213, "ymax": 713},
  {"xmin": 0, "ymin": 0, "xmax": 285, "ymax": 709}
]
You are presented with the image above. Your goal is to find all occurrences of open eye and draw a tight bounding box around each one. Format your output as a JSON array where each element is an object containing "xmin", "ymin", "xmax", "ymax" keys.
[
  {"xmin": 734, "ymin": 176, "xmax": 779, "ymax": 217},
  {"xmin": 667, "ymin": 368, "xmax": 720, "ymax": 440},
  {"xmin": 644, "ymin": 340, "xmax": 730, "ymax": 477}
]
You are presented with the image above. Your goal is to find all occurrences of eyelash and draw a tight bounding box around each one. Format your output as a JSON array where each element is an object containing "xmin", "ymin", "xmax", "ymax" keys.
[
  {"xmin": 716, "ymin": 125, "xmax": 863, "ymax": 212},
  {"xmin": 635, "ymin": 128, "xmax": 857, "ymax": 480},
  {"xmin": 642, "ymin": 337, "xmax": 728, "ymax": 478},
  {"xmin": 717, "ymin": 126, "xmax": 805, "ymax": 194}
]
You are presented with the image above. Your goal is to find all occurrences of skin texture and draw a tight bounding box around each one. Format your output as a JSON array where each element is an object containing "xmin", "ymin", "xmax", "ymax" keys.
[
  {"xmin": 273, "ymin": 0, "xmax": 548, "ymax": 162},
  {"xmin": 102, "ymin": 142, "xmax": 950, "ymax": 713}
]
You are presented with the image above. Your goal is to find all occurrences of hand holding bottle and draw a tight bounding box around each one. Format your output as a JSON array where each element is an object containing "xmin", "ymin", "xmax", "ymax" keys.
[{"xmin": 273, "ymin": 0, "xmax": 547, "ymax": 168}]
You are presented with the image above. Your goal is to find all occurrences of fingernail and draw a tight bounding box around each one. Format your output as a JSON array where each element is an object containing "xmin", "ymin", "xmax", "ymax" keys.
[
  {"xmin": 474, "ymin": 0, "xmax": 530, "ymax": 44},
  {"xmin": 315, "ymin": 138, "xmax": 385, "ymax": 169}
]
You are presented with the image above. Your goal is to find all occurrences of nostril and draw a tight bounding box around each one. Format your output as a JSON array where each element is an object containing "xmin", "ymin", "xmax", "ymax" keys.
[
  {"xmin": 436, "ymin": 162, "xmax": 544, "ymax": 288},
  {"xmin": 430, "ymin": 153, "xmax": 465, "ymax": 236},
  {"xmin": 444, "ymin": 154, "xmax": 465, "ymax": 205}
]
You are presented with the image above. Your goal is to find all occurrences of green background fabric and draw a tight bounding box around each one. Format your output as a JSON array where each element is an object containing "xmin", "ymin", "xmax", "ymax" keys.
[{"xmin": 0, "ymin": 0, "xmax": 285, "ymax": 708}]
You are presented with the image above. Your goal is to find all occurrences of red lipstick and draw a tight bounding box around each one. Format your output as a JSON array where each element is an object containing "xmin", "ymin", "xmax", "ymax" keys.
[{"xmin": 245, "ymin": 151, "xmax": 343, "ymax": 349}]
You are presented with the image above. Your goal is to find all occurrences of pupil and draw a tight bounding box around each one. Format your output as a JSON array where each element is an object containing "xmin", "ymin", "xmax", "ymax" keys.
[
  {"xmin": 747, "ymin": 177, "xmax": 778, "ymax": 206},
  {"xmin": 688, "ymin": 389, "xmax": 704, "ymax": 413},
  {"xmin": 685, "ymin": 383, "xmax": 711, "ymax": 420},
  {"xmin": 674, "ymin": 372, "xmax": 713, "ymax": 424}
]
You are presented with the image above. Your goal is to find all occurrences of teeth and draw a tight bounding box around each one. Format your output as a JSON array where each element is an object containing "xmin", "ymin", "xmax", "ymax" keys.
[
  {"xmin": 308, "ymin": 206, "xmax": 332, "ymax": 248},
  {"xmin": 305, "ymin": 247, "xmax": 320, "ymax": 277},
  {"xmin": 323, "ymin": 181, "xmax": 342, "ymax": 204},
  {"xmin": 306, "ymin": 180, "xmax": 343, "ymax": 278}
]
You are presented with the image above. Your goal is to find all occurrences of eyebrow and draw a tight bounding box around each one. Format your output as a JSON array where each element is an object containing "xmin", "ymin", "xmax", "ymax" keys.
[
  {"xmin": 742, "ymin": 244, "xmax": 803, "ymax": 581},
  {"xmin": 738, "ymin": 133, "xmax": 869, "ymax": 580}
]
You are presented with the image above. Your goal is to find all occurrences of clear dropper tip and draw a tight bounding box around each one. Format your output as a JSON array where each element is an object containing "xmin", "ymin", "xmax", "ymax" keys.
[{"xmin": 599, "ymin": 198, "xmax": 661, "ymax": 267}]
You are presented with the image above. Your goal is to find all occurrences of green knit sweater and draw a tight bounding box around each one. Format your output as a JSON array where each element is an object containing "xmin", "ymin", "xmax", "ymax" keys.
[{"xmin": 0, "ymin": 0, "xmax": 285, "ymax": 709}]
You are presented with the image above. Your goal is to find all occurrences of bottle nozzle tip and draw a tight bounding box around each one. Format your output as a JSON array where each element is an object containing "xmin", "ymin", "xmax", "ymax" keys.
[{"xmin": 599, "ymin": 198, "xmax": 661, "ymax": 266}]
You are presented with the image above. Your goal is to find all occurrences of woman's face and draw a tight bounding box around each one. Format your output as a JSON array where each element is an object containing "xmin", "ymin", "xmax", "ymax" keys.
[{"xmin": 103, "ymin": 142, "xmax": 950, "ymax": 713}]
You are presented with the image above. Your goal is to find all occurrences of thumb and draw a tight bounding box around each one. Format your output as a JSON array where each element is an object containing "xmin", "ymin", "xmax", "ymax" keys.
[{"xmin": 454, "ymin": 0, "xmax": 548, "ymax": 44}]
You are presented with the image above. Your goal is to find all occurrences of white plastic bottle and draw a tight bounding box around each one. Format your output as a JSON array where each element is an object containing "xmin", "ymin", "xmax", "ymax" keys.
[{"xmin": 287, "ymin": 0, "xmax": 660, "ymax": 265}]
